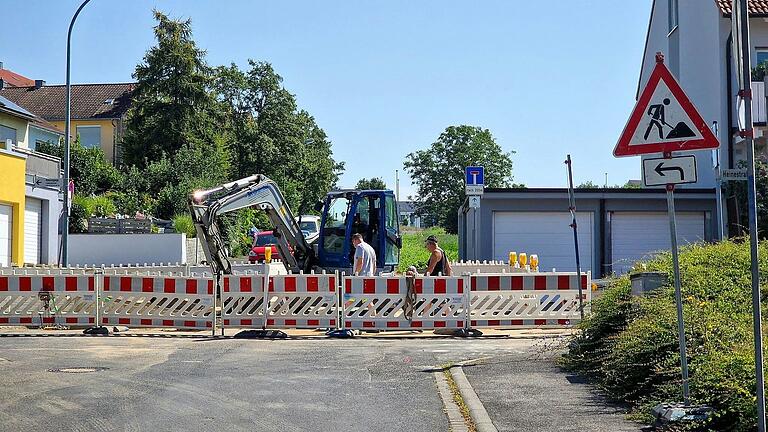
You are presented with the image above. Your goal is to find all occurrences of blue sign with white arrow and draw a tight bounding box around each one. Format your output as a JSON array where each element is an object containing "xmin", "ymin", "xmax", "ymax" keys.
[{"xmin": 465, "ymin": 166, "xmax": 484, "ymax": 185}]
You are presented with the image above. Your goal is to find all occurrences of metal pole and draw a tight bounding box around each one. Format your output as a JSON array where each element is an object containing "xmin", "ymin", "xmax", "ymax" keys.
[
  {"xmin": 62, "ymin": 0, "xmax": 93, "ymax": 267},
  {"xmin": 565, "ymin": 155, "xmax": 584, "ymax": 319},
  {"xmin": 395, "ymin": 169, "xmax": 400, "ymax": 202},
  {"xmin": 713, "ymin": 120, "xmax": 724, "ymax": 240},
  {"xmin": 667, "ymin": 184, "xmax": 690, "ymax": 406},
  {"xmin": 736, "ymin": 0, "xmax": 767, "ymax": 428}
]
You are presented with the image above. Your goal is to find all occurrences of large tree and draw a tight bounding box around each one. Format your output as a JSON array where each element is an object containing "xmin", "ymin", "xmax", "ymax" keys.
[
  {"xmin": 404, "ymin": 125, "xmax": 515, "ymax": 233},
  {"xmin": 213, "ymin": 61, "xmax": 343, "ymax": 214},
  {"xmin": 356, "ymin": 177, "xmax": 387, "ymax": 190},
  {"xmin": 122, "ymin": 10, "xmax": 222, "ymax": 168}
]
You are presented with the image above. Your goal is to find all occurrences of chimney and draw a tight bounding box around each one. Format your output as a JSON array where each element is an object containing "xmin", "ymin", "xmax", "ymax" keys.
[
  {"xmin": 0, "ymin": 79, "xmax": 4, "ymax": 90},
  {"xmin": 0, "ymin": 61, "xmax": 4, "ymax": 69},
  {"xmin": 34, "ymin": 80, "xmax": 45, "ymax": 89}
]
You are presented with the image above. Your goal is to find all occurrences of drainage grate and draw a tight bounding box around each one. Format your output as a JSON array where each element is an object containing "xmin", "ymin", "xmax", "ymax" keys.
[{"xmin": 48, "ymin": 367, "xmax": 108, "ymax": 374}]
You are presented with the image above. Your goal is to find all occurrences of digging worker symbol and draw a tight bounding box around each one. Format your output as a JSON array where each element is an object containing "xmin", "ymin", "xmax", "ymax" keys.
[{"xmin": 643, "ymin": 97, "xmax": 696, "ymax": 141}]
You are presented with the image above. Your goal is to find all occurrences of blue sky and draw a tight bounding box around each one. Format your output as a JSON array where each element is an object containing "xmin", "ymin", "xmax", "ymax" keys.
[{"xmin": 1, "ymin": 0, "xmax": 650, "ymax": 196}]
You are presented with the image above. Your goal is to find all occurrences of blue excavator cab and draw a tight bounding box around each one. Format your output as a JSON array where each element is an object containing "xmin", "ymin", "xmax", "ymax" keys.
[{"xmin": 317, "ymin": 190, "xmax": 401, "ymax": 273}]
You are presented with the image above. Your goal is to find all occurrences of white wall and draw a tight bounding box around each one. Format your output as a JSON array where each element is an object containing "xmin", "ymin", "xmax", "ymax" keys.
[
  {"xmin": 25, "ymin": 185, "xmax": 61, "ymax": 265},
  {"xmin": 68, "ymin": 234, "xmax": 187, "ymax": 266}
]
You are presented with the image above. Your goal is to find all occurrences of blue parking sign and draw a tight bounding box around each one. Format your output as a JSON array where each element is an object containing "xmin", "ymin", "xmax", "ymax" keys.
[{"xmin": 465, "ymin": 166, "xmax": 484, "ymax": 185}]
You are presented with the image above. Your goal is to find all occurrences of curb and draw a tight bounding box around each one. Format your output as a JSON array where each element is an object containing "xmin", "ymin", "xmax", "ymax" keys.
[{"xmin": 450, "ymin": 365, "xmax": 498, "ymax": 432}]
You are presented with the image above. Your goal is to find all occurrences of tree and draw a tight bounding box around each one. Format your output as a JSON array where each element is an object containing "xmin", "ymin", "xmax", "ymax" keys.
[
  {"xmin": 729, "ymin": 158, "xmax": 768, "ymax": 237},
  {"xmin": 121, "ymin": 10, "xmax": 222, "ymax": 168},
  {"xmin": 213, "ymin": 61, "xmax": 344, "ymax": 214},
  {"xmin": 36, "ymin": 138, "xmax": 121, "ymax": 196},
  {"xmin": 577, "ymin": 181, "xmax": 600, "ymax": 188},
  {"xmin": 404, "ymin": 125, "xmax": 515, "ymax": 233},
  {"xmin": 356, "ymin": 177, "xmax": 387, "ymax": 190}
]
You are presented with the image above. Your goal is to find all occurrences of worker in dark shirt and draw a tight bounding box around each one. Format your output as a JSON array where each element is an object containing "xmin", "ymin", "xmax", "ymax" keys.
[{"xmin": 424, "ymin": 235, "xmax": 452, "ymax": 276}]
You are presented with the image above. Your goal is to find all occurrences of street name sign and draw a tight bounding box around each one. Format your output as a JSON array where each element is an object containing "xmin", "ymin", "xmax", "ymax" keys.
[
  {"xmin": 642, "ymin": 155, "xmax": 697, "ymax": 187},
  {"xmin": 720, "ymin": 169, "xmax": 748, "ymax": 181},
  {"xmin": 613, "ymin": 55, "xmax": 719, "ymax": 157},
  {"xmin": 465, "ymin": 166, "xmax": 484, "ymax": 195}
]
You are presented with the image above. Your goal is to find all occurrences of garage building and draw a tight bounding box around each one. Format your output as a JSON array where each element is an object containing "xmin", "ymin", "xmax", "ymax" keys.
[{"xmin": 458, "ymin": 188, "xmax": 718, "ymax": 278}]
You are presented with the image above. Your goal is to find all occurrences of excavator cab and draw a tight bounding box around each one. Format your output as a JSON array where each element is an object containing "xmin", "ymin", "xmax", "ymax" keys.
[{"xmin": 317, "ymin": 190, "xmax": 401, "ymax": 273}]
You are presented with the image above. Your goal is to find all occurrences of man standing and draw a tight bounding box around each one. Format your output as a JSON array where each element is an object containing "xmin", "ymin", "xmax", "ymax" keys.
[
  {"xmin": 352, "ymin": 233, "xmax": 376, "ymax": 276},
  {"xmin": 425, "ymin": 235, "xmax": 452, "ymax": 276}
]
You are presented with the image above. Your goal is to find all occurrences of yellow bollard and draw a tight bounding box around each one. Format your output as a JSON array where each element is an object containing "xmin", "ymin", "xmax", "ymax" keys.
[{"xmin": 264, "ymin": 247, "xmax": 272, "ymax": 263}]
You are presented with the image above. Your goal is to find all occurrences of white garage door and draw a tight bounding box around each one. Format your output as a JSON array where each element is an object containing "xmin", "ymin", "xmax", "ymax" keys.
[
  {"xmin": 493, "ymin": 212, "xmax": 593, "ymax": 273},
  {"xmin": 0, "ymin": 204, "xmax": 11, "ymax": 267},
  {"xmin": 24, "ymin": 198, "xmax": 42, "ymax": 265},
  {"xmin": 611, "ymin": 212, "xmax": 705, "ymax": 274}
]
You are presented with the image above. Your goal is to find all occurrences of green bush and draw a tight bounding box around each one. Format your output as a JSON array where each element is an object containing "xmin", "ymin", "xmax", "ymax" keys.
[
  {"xmin": 563, "ymin": 240, "xmax": 768, "ymax": 430},
  {"xmin": 172, "ymin": 214, "xmax": 196, "ymax": 237},
  {"xmin": 73, "ymin": 194, "xmax": 116, "ymax": 218},
  {"xmin": 398, "ymin": 227, "xmax": 458, "ymax": 272}
]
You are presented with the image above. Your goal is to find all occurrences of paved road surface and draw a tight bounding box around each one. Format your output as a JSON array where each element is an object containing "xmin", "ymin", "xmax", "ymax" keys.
[{"xmin": 0, "ymin": 334, "xmax": 642, "ymax": 431}]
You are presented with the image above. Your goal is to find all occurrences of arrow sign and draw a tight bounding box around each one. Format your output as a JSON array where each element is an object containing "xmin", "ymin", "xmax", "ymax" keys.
[{"xmin": 642, "ymin": 155, "xmax": 697, "ymax": 186}]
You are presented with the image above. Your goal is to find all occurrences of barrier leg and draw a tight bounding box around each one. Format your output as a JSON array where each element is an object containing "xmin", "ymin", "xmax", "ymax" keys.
[
  {"xmin": 235, "ymin": 267, "xmax": 287, "ymax": 339},
  {"xmin": 83, "ymin": 271, "xmax": 109, "ymax": 335},
  {"xmin": 448, "ymin": 274, "xmax": 482, "ymax": 337},
  {"xmin": 327, "ymin": 272, "xmax": 354, "ymax": 338}
]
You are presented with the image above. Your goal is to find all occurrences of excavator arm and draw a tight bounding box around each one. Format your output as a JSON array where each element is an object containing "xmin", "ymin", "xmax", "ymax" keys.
[{"xmin": 188, "ymin": 174, "xmax": 314, "ymax": 274}]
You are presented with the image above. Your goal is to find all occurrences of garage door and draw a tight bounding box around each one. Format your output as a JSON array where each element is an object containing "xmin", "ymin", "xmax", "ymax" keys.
[
  {"xmin": 611, "ymin": 212, "xmax": 705, "ymax": 274},
  {"xmin": 493, "ymin": 212, "xmax": 593, "ymax": 273},
  {"xmin": 24, "ymin": 198, "xmax": 42, "ymax": 265},
  {"xmin": 0, "ymin": 204, "xmax": 11, "ymax": 267}
]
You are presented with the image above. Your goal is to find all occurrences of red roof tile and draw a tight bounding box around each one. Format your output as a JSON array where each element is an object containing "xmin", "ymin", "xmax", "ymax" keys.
[
  {"xmin": 0, "ymin": 68, "xmax": 34, "ymax": 87},
  {"xmin": 717, "ymin": 0, "xmax": 768, "ymax": 15},
  {"xmin": 0, "ymin": 83, "xmax": 135, "ymax": 121}
]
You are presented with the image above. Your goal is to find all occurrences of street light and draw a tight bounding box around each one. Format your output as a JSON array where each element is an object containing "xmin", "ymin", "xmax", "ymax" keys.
[{"xmin": 61, "ymin": 0, "xmax": 93, "ymax": 266}]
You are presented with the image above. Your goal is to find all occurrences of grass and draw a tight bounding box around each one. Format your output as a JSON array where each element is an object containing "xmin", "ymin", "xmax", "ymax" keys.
[
  {"xmin": 442, "ymin": 364, "xmax": 477, "ymax": 432},
  {"xmin": 398, "ymin": 227, "xmax": 458, "ymax": 273}
]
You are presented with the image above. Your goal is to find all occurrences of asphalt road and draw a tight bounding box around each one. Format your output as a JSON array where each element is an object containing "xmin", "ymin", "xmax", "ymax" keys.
[{"xmin": 0, "ymin": 334, "xmax": 641, "ymax": 431}]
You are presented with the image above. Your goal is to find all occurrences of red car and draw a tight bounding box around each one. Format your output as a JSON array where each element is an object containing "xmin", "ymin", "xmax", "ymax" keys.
[{"xmin": 248, "ymin": 231, "xmax": 283, "ymax": 263}]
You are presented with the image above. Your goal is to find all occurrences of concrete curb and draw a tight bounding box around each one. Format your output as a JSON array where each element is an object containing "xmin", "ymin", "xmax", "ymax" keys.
[
  {"xmin": 450, "ymin": 365, "xmax": 498, "ymax": 432},
  {"xmin": 433, "ymin": 371, "xmax": 469, "ymax": 432}
]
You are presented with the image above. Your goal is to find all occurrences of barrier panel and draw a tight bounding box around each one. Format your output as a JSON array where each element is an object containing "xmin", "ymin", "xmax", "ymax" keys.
[
  {"xmin": 468, "ymin": 272, "xmax": 590, "ymax": 328},
  {"xmin": 0, "ymin": 274, "xmax": 96, "ymax": 326},
  {"xmin": 223, "ymin": 274, "xmax": 338, "ymax": 329},
  {"xmin": 342, "ymin": 276, "xmax": 466, "ymax": 330},
  {"xmin": 100, "ymin": 275, "xmax": 215, "ymax": 329}
]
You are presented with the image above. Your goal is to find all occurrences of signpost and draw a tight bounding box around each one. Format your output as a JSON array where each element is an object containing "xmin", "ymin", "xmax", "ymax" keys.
[
  {"xmin": 614, "ymin": 52, "xmax": 720, "ymax": 408},
  {"xmin": 465, "ymin": 166, "xmax": 484, "ymax": 259}
]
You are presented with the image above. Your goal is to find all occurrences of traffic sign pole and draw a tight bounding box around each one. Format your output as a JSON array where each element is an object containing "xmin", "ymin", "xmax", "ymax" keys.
[
  {"xmin": 564, "ymin": 155, "xmax": 584, "ymax": 319},
  {"xmin": 735, "ymin": 0, "xmax": 766, "ymax": 429},
  {"xmin": 665, "ymin": 178, "xmax": 690, "ymax": 406}
]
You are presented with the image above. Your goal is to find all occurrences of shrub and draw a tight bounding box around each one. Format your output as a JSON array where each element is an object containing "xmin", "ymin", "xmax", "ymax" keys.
[
  {"xmin": 172, "ymin": 214, "xmax": 196, "ymax": 237},
  {"xmin": 563, "ymin": 240, "xmax": 768, "ymax": 430},
  {"xmin": 73, "ymin": 194, "xmax": 116, "ymax": 218}
]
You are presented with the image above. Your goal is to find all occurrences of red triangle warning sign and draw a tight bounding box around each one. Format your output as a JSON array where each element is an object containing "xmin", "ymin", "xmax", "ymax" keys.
[{"xmin": 613, "ymin": 55, "xmax": 719, "ymax": 157}]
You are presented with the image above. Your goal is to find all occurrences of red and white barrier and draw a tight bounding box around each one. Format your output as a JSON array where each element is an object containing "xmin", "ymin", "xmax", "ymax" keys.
[
  {"xmin": 468, "ymin": 273, "xmax": 590, "ymax": 328},
  {"xmin": 342, "ymin": 276, "xmax": 466, "ymax": 330},
  {"xmin": 100, "ymin": 275, "xmax": 215, "ymax": 329},
  {"xmin": 0, "ymin": 274, "xmax": 96, "ymax": 326}
]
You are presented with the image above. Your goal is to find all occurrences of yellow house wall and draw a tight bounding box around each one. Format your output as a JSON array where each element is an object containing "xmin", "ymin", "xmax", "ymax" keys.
[
  {"xmin": 0, "ymin": 112, "xmax": 30, "ymax": 149},
  {"xmin": 0, "ymin": 151, "xmax": 26, "ymax": 265},
  {"xmin": 51, "ymin": 119, "xmax": 115, "ymax": 163}
]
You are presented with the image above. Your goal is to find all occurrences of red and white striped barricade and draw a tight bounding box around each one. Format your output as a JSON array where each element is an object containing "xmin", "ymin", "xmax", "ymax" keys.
[
  {"xmin": 264, "ymin": 274, "xmax": 338, "ymax": 329},
  {"xmin": 101, "ymin": 275, "xmax": 215, "ymax": 329},
  {"xmin": 468, "ymin": 272, "xmax": 590, "ymax": 328},
  {"xmin": 221, "ymin": 274, "xmax": 268, "ymax": 328},
  {"xmin": 342, "ymin": 275, "xmax": 466, "ymax": 330},
  {"xmin": 0, "ymin": 274, "xmax": 96, "ymax": 326}
]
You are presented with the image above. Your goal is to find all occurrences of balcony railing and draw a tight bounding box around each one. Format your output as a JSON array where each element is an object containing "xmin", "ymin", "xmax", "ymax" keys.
[{"xmin": 13, "ymin": 146, "xmax": 62, "ymax": 186}]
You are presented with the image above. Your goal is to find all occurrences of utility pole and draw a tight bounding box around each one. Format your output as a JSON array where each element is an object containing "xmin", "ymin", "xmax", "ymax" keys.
[
  {"xmin": 395, "ymin": 169, "xmax": 400, "ymax": 202},
  {"xmin": 62, "ymin": 0, "xmax": 93, "ymax": 266},
  {"xmin": 565, "ymin": 155, "xmax": 584, "ymax": 319},
  {"xmin": 734, "ymin": 0, "xmax": 766, "ymax": 429}
]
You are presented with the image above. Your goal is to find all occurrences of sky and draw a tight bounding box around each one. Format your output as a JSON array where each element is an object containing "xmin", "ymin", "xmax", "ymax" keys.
[{"xmin": 1, "ymin": 0, "xmax": 650, "ymax": 197}]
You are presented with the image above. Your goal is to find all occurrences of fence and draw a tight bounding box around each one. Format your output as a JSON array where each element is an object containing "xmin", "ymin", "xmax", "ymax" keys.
[{"xmin": 0, "ymin": 270, "xmax": 590, "ymax": 333}]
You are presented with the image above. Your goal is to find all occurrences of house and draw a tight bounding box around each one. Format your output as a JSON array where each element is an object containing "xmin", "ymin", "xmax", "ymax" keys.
[
  {"xmin": 458, "ymin": 188, "xmax": 717, "ymax": 277},
  {"xmin": 0, "ymin": 62, "xmax": 34, "ymax": 88},
  {"xmin": 0, "ymin": 95, "xmax": 64, "ymax": 266},
  {"xmin": 398, "ymin": 201, "xmax": 421, "ymax": 228},
  {"xmin": 0, "ymin": 81, "xmax": 135, "ymax": 165}
]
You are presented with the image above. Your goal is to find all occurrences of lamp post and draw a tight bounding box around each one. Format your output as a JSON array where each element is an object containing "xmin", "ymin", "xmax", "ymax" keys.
[{"xmin": 62, "ymin": 0, "xmax": 92, "ymax": 266}]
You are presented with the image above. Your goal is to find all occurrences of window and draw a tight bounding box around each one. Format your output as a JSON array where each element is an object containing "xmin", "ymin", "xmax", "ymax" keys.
[
  {"xmin": 384, "ymin": 195, "xmax": 399, "ymax": 265},
  {"xmin": 757, "ymin": 49, "xmax": 768, "ymax": 67},
  {"xmin": 322, "ymin": 197, "xmax": 350, "ymax": 254},
  {"xmin": 76, "ymin": 125, "xmax": 101, "ymax": 149},
  {"xmin": 254, "ymin": 233, "xmax": 277, "ymax": 247},
  {"xmin": 0, "ymin": 125, "xmax": 16, "ymax": 149},
  {"xmin": 668, "ymin": 0, "xmax": 678, "ymax": 32}
]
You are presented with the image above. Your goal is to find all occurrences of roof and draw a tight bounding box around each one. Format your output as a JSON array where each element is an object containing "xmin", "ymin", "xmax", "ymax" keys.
[
  {"xmin": 482, "ymin": 187, "xmax": 716, "ymax": 196},
  {"xmin": 0, "ymin": 68, "xmax": 34, "ymax": 87},
  {"xmin": 0, "ymin": 83, "xmax": 135, "ymax": 121},
  {"xmin": 29, "ymin": 117, "xmax": 64, "ymax": 135},
  {"xmin": 716, "ymin": 0, "xmax": 768, "ymax": 16},
  {"xmin": 398, "ymin": 201, "xmax": 417, "ymax": 212},
  {"xmin": 0, "ymin": 94, "xmax": 35, "ymax": 120}
]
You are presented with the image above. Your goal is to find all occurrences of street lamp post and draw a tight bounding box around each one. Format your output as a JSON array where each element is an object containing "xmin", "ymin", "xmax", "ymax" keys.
[{"xmin": 62, "ymin": 0, "xmax": 92, "ymax": 266}]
